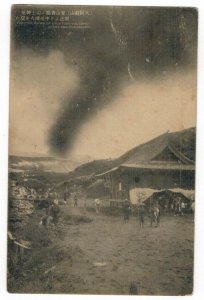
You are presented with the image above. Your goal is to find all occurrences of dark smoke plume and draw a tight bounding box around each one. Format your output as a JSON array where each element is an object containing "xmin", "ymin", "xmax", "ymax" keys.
[{"xmin": 12, "ymin": 6, "xmax": 197, "ymax": 155}]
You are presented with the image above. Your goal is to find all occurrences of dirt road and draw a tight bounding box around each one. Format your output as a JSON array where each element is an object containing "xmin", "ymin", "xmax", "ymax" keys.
[{"xmin": 14, "ymin": 204, "xmax": 194, "ymax": 295}]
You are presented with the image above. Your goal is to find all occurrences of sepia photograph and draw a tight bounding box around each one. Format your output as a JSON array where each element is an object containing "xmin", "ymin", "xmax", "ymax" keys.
[{"xmin": 7, "ymin": 4, "xmax": 197, "ymax": 295}]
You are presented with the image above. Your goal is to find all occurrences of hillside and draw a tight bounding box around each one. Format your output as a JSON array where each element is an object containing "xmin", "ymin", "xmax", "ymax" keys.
[
  {"xmin": 67, "ymin": 159, "xmax": 116, "ymax": 179},
  {"xmin": 9, "ymin": 127, "xmax": 196, "ymax": 183},
  {"xmin": 68, "ymin": 127, "xmax": 196, "ymax": 179}
]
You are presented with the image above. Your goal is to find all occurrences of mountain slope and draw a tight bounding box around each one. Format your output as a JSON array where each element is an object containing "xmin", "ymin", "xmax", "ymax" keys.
[
  {"xmin": 68, "ymin": 127, "xmax": 196, "ymax": 179},
  {"xmin": 9, "ymin": 127, "xmax": 195, "ymax": 179}
]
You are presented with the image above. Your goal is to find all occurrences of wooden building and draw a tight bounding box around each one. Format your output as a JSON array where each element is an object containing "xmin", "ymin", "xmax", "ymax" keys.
[{"xmin": 95, "ymin": 128, "xmax": 195, "ymax": 202}]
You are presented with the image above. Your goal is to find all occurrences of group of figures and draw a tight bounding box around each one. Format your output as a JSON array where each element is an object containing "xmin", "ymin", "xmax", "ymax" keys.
[
  {"xmin": 123, "ymin": 199, "xmax": 160, "ymax": 228},
  {"xmin": 39, "ymin": 189, "xmax": 193, "ymax": 228},
  {"xmin": 40, "ymin": 191, "xmax": 80, "ymax": 227},
  {"xmin": 40, "ymin": 199, "xmax": 60, "ymax": 227},
  {"xmin": 122, "ymin": 194, "xmax": 194, "ymax": 228},
  {"xmin": 172, "ymin": 197, "xmax": 187, "ymax": 216},
  {"xmin": 64, "ymin": 190, "xmax": 78, "ymax": 207},
  {"xmin": 157, "ymin": 193, "xmax": 195, "ymax": 216}
]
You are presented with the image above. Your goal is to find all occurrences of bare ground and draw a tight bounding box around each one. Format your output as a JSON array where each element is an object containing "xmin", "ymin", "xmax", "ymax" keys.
[{"xmin": 9, "ymin": 202, "xmax": 194, "ymax": 295}]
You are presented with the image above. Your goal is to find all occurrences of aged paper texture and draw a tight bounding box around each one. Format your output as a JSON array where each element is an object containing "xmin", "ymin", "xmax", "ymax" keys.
[{"xmin": 8, "ymin": 5, "xmax": 197, "ymax": 295}]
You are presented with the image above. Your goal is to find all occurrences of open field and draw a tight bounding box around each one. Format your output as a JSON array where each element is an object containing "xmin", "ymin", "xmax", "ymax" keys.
[{"xmin": 8, "ymin": 198, "xmax": 194, "ymax": 295}]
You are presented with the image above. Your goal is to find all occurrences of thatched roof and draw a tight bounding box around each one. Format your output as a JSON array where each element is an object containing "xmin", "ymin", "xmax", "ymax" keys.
[
  {"xmin": 96, "ymin": 127, "xmax": 195, "ymax": 177},
  {"xmin": 117, "ymin": 127, "xmax": 195, "ymax": 165}
]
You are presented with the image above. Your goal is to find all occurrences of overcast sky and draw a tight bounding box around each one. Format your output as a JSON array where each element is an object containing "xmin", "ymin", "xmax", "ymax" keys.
[{"xmin": 9, "ymin": 6, "xmax": 197, "ymax": 160}]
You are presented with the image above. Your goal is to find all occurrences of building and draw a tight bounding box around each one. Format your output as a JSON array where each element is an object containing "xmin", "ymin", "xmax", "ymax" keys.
[{"xmin": 96, "ymin": 128, "xmax": 195, "ymax": 204}]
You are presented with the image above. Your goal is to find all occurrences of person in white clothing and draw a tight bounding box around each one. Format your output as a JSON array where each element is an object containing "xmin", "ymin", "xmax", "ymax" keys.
[{"xmin": 95, "ymin": 198, "xmax": 101, "ymax": 214}]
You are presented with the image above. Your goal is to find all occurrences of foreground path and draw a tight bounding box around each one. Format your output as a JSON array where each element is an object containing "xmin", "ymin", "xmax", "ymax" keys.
[{"xmin": 52, "ymin": 207, "xmax": 194, "ymax": 295}]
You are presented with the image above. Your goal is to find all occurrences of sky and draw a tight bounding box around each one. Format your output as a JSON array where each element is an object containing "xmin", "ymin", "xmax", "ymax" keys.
[
  {"xmin": 69, "ymin": 70, "xmax": 196, "ymax": 159},
  {"xmin": 10, "ymin": 49, "xmax": 79, "ymax": 156},
  {"xmin": 9, "ymin": 5, "xmax": 197, "ymax": 160}
]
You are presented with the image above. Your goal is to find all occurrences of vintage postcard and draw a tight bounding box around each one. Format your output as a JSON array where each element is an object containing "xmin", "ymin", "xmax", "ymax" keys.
[{"xmin": 8, "ymin": 5, "xmax": 197, "ymax": 295}]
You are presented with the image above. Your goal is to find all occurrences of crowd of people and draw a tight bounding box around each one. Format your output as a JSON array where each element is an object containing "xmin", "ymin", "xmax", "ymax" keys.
[
  {"xmin": 40, "ymin": 199, "xmax": 60, "ymax": 227},
  {"xmin": 40, "ymin": 189, "xmax": 79, "ymax": 227},
  {"xmin": 121, "ymin": 195, "xmax": 193, "ymax": 228},
  {"xmin": 122, "ymin": 199, "xmax": 160, "ymax": 228},
  {"xmin": 39, "ymin": 187, "xmax": 194, "ymax": 229}
]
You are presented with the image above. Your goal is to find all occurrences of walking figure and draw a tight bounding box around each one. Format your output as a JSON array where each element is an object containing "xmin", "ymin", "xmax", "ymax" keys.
[{"xmin": 138, "ymin": 204, "xmax": 145, "ymax": 228}]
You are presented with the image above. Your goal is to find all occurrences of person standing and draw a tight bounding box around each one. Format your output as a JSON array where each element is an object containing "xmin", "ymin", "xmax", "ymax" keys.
[
  {"xmin": 95, "ymin": 198, "xmax": 101, "ymax": 214},
  {"xmin": 63, "ymin": 190, "xmax": 67, "ymax": 204},
  {"xmin": 170, "ymin": 202, "xmax": 174, "ymax": 215},
  {"xmin": 150, "ymin": 206, "xmax": 159, "ymax": 227},
  {"xmin": 181, "ymin": 201, "xmax": 185, "ymax": 215},
  {"xmin": 74, "ymin": 194, "xmax": 78, "ymax": 207},
  {"xmin": 49, "ymin": 199, "xmax": 60, "ymax": 226},
  {"xmin": 164, "ymin": 198, "xmax": 169, "ymax": 215},
  {"xmin": 138, "ymin": 204, "xmax": 145, "ymax": 228},
  {"xmin": 123, "ymin": 199, "xmax": 131, "ymax": 221},
  {"xmin": 174, "ymin": 197, "xmax": 181, "ymax": 216}
]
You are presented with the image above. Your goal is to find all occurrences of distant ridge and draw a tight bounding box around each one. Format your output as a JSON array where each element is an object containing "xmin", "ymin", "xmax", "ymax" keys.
[
  {"xmin": 9, "ymin": 155, "xmax": 81, "ymax": 173},
  {"xmin": 9, "ymin": 127, "xmax": 195, "ymax": 177}
]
